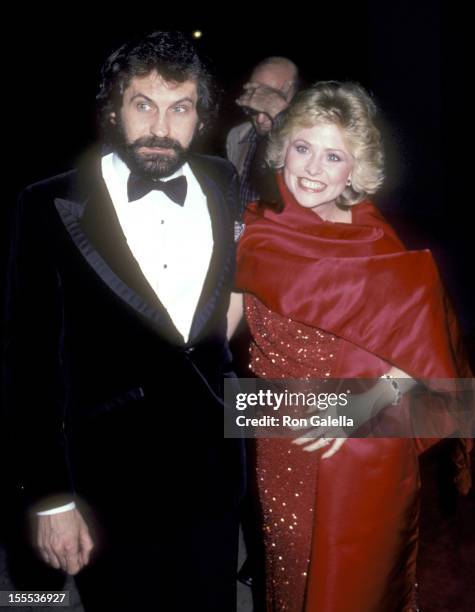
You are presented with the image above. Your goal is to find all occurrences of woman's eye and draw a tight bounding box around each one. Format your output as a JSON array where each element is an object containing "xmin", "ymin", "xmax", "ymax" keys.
[
  {"xmin": 328, "ymin": 153, "xmax": 341, "ymax": 161},
  {"xmin": 295, "ymin": 144, "xmax": 308, "ymax": 154}
]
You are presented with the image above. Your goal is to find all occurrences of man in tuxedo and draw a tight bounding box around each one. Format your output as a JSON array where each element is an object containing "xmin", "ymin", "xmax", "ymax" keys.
[{"xmin": 4, "ymin": 31, "xmax": 244, "ymax": 612}]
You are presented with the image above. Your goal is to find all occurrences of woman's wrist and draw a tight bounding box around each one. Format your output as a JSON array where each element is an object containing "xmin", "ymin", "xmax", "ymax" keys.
[
  {"xmin": 379, "ymin": 375, "xmax": 402, "ymax": 405},
  {"xmin": 371, "ymin": 379, "xmax": 401, "ymax": 412}
]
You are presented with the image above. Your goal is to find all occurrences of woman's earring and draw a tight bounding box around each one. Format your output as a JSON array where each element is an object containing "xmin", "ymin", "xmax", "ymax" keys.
[{"xmin": 346, "ymin": 178, "xmax": 352, "ymax": 188}]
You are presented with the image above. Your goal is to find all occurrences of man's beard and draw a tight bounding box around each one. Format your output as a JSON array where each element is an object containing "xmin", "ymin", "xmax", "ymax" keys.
[{"xmin": 114, "ymin": 124, "xmax": 190, "ymax": 179}]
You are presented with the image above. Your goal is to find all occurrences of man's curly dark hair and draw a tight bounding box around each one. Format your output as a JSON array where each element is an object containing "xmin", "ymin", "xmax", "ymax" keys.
[{"xmin": 97, "ymin": 31, "xmax": 218, "ymax": 142}]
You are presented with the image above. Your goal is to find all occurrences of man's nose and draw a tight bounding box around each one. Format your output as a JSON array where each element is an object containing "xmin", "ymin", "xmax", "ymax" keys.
[{"xmin": 150, "ymin": 112, "xmax": 170, "ymax": 137}]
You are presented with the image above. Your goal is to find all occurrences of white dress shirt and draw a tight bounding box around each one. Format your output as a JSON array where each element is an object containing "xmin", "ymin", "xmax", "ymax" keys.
[
  {"xmin": 103, "ymin": 152, "xmax": 213, "ymax": 341},
  {"xmin": 38, "ymin": 152, "xmax": 214, "ymax": 515}
]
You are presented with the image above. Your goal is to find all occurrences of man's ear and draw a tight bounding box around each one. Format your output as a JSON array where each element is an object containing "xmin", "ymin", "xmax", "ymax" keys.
[{"xmin": 109, "ymin": 111, "xmax": 117, "ymax": 125}]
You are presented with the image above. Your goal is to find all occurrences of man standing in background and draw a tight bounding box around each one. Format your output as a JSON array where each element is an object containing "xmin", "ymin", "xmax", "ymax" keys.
[{"xmin": 226, "ymin": 57, "xmax": 299, "ymax": 213}]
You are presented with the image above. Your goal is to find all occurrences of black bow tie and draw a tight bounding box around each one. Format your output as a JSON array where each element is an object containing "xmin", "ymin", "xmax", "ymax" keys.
[{"xmin": 127, "ymin": 174, "xmax": 187, "ymax": 206}]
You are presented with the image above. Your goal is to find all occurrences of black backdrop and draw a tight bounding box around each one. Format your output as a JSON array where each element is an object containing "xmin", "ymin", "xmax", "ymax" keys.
[{"xmin": 4, "ymin": 0, "xmax": 473, "ymax": 351}]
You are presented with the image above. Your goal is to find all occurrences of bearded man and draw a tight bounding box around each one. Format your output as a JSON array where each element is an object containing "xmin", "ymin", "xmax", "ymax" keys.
[{"xmin": 4, "ymin": 30, "xmax": 244, "ymax": 612}]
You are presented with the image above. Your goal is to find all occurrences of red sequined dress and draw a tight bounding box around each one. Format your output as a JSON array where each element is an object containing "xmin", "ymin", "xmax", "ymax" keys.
[{"xmin": 245, "ymin": 294, "xmax": 341, "ymax": 612}]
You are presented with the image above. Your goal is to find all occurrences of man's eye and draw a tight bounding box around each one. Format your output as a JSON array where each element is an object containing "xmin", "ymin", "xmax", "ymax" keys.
[
  {"xmin": 136, "ymin": 102, "xmax": 152, "ymax": 112},
  {"xmin": 172, "ymin": 105, "xmax": 189, "ymax": 113},
  {"xmin": 328, "ymin": 153, "xmax": 341, "ymax": 161}
]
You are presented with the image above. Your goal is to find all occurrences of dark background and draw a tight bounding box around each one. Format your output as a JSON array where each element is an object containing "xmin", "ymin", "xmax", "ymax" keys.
[{"xmin": 4, "ymin": 0, "xmax": 473, "ymax": 353}]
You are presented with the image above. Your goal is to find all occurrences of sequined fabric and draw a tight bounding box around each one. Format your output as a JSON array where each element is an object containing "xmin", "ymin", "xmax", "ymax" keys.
[
  {"xmin": 245, "ymin": 294, "xmax": 340, "ymax": 611},
  {"xmin": 245, "ymin": 294, "xmax": 339, "ymax": 380}
]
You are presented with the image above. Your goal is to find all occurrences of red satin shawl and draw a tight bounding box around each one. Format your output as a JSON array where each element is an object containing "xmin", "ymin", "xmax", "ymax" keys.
[{"xmin": 236, "ymin": 172, "xmax": 470, "ymax": 382}]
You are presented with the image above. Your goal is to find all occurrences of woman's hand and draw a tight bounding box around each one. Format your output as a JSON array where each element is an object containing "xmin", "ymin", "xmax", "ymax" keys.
[
  {"xmin": 294, "ymin": 435, "xmax": 348, "ymax": 459},
  {"xmin": 291, "ymin": 369, "xmax": 416, "ymax": 457},
  {"xmin": 291, "ymin": 387, "xmax": 376, "ymax": 457}
]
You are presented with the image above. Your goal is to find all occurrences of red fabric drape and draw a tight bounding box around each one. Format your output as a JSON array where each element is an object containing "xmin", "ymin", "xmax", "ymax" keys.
[{"xmin": 237, "ymin": 173, "xmax": 470, "ymax": 381}]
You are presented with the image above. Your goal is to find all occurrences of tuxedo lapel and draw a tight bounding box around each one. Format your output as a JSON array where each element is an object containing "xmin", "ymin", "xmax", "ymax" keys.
[
  {"xmin": 187, "ymin": 156, "xmax": 234, "ymax": 343},
  {"xmin": 79, "ymin": 166, "xmax": 162, "ymax": 307},
  {"xmin": 54, "ymin": 156, "xmax": 183, "ymax": 344}
]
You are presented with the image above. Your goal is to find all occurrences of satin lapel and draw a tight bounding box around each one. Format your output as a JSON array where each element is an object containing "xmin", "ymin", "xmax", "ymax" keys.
[
  {"xmin": 187, "ymin": 158, "xmax": 234, "ymax": 343},
  {"xmin": 54, "ymin": 159, "xmax": 183, "ymax": 343}
]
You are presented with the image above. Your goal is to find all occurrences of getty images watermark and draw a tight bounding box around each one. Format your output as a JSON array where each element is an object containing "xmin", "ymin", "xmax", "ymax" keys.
[
  {"xmin": 234, "ymin": 388, "xmax": 352, "ymax": 428},
  {"xmin": 223, "ymin": 378, "xmax": 474, "ymax": 439}
]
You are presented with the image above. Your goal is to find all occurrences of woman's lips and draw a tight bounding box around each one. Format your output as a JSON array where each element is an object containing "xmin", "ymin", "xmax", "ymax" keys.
[{"xmin": 298, "ymin": 177, "xmax": 326, "ymax": 192}]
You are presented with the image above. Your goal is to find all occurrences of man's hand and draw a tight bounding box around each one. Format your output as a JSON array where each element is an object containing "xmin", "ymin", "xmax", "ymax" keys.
[
  {"xmin": 236, "ymin": 81, "xmax": 293, "ymax": 119},
  {"xmin": 36, "ymin": 508, "xmax": 94, "ymax": 575}
]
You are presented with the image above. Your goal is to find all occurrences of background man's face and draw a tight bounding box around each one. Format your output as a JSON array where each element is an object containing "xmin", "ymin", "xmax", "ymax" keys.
[
  {"xmin": 249, "ymin": 64, "xmax": 296, "ymax": 135},
  {"xmin": 112, "ymin": 71, "xmax": 201, "ymax": 178}
]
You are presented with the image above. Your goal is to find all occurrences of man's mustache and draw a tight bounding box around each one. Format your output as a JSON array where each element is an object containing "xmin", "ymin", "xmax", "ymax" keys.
[{"xmin": 131, "ymin": 136, "xmax": 184, "ymax": 153}]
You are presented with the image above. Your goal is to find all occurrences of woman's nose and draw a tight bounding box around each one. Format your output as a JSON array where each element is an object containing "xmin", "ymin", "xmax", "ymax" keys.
[{"xmin": 304, "ymin": 155, "xmax": 322, "ymax": 176}]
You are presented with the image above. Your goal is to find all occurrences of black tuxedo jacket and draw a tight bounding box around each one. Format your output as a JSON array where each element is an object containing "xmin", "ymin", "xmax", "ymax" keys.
[{"xmin": 4, "ymin": 151, "xmax": 245, "ymax": 515}]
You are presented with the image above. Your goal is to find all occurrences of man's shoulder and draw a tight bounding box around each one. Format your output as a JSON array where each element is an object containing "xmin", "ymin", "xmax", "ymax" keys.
[
  {"xmin": 189, "ymin": 153, "xmax": 238, "ymax": 184},
  {"xmin": 226, "ymin": 122, "xmax": 253, "ymax": 146},
  {"xmin": 189, "ymin": 154, "xmax": 240, "ymax": 219},
  {"xmin": 16, "ymin": 171, "xmax": 83, "ymax": 225},
  {"xmin": 21, "ymin": 169, "xmax": 79, "ymax": 201},
  {"xmin": 20, "ymin": 148, "xmax": 103, "ymax": 204},
  {"xmin": 12, "ymin": 169, "xmax": 82, "ymax": 230}
]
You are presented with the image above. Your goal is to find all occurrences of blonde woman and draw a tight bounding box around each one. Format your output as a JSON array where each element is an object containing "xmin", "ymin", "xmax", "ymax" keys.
[{"xmin": 228, "ymin": 81, "xmax": 472, "ymax": 611}]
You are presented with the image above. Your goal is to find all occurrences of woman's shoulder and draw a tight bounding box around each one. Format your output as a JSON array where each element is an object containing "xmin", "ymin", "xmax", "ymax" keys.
[
  {"xmin": 351, "ymin": 200, "xmax": 385, "ymax": 225},
  {"xmin": 352, "ymin": 200, "xmax": 405, "ymax": 250}
]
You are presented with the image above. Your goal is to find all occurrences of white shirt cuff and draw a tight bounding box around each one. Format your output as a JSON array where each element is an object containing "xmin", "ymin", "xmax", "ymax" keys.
[{"xmin": 36, "ymin": 502, "xmax": 76, "ymax": 516}]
